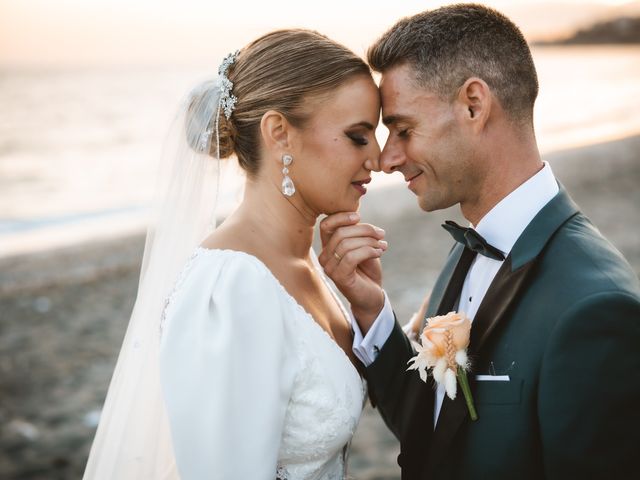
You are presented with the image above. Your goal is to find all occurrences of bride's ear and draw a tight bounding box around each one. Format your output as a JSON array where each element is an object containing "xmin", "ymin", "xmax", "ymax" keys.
[{"xmin": 260, "ymin": 110, "xmax": 294, "ymax": 153}]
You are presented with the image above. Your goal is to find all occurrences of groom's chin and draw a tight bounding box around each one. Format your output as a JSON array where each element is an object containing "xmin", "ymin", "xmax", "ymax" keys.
[
  {"xmin": 417, "ymin": 194, "xmax": 452, "ymax": 213},
  {"xmin": 418, "ymin": 198, "xmax": 434, "ymax": 212},
  {"xmin": 416, "ymin": 194, "xmax": 433, "ymax": 212}
]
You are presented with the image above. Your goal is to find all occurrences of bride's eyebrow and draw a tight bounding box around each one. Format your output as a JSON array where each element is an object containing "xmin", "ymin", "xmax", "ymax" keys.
[{"xmin": 346, "ymin": 121, "xmax": 375, "ymax": 130}]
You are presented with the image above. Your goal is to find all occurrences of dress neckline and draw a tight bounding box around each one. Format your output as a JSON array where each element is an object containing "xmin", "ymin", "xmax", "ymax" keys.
[{"xmin": 194, "ymin": 246, "xmax": 362, "ymax": 379}]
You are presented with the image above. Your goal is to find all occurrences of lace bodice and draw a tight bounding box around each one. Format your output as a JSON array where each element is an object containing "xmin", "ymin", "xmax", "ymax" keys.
[{"xmin": 159, "ymin": 248, "xmax": 365, "ymax": 480}]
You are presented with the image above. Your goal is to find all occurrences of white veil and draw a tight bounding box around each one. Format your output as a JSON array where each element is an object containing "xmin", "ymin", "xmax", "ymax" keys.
[{"xmin": 84, "ymin": 65, "xmax": 241, "ymax": 478}]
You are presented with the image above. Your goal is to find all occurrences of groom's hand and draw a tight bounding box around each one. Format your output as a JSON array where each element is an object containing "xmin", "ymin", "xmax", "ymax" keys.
[{"xmin": 319, "ymin": 212, "xmax": 387, "ymax": 334}]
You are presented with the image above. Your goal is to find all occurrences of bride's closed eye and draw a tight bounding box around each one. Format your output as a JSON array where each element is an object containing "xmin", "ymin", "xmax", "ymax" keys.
[{"xmin": 345, "ymin": 132, "xmax": 369, "ymax": 146}]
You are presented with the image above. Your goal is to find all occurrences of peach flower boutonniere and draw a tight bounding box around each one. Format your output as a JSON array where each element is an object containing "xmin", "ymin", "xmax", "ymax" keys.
[{"xmin": 407, "ymin": 311, "xmax": 478, "ymax": 421}]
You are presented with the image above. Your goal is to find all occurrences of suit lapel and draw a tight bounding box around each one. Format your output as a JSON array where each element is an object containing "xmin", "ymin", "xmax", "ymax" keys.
[
  {"xmin": 422, "ymin": 185, "xmax": 580, "ymax": 474},
  {"xmin": 468, "ymin": 257, "xmax": 536, "ymax": 354}
]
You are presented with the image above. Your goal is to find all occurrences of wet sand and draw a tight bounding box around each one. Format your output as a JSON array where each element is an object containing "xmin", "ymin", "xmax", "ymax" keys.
[{"xmin": 1, "ymin": 135, "xmax": 639, "ymax": 479}]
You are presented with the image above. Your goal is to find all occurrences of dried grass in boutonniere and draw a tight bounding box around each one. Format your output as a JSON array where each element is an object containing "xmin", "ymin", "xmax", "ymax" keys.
[{"xmin": 407, "ymin": 311, "xmax": 478, "ymax": 421}]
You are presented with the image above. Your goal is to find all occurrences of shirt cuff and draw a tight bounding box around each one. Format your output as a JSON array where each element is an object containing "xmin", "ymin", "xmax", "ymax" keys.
[{"xmin": 351, "ymin": 291, "xmax": 395, "ymax": 366}]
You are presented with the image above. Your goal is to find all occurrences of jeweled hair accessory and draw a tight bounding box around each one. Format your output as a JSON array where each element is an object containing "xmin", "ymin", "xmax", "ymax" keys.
[{"xmin": 218, "ymin": 50, "xmax": 240, "ymax": 119}]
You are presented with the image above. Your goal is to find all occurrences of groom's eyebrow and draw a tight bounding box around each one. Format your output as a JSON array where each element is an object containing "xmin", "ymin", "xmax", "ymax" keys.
[{"xmin": 382, "ymin": 114, "xmax": 409, "ymax": 126}]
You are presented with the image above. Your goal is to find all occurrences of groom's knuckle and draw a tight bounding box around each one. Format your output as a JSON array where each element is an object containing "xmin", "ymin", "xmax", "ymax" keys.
[
  {"xmin": 365, "ymin": 225, "xmax": 378, "ymax": 236},
  {"xmin": 333, "ymin": 228, "xmax": 347, "ymax": 243},
  {"xmin": 330, "ymin": 213, "xmax": 351, "ymax": 229},
  {"xmin": 343, "ymin": 250, "xmax": 357, "ymax": 264},
  {"xmin": 342, "ymin": 237, "xmax": 359, "ymax": 251}
]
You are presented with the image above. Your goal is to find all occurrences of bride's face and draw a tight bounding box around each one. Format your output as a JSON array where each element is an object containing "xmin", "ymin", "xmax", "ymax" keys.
[{"xmin": 292, "ymin": 75, "xmax": 381, "ymax": 214}]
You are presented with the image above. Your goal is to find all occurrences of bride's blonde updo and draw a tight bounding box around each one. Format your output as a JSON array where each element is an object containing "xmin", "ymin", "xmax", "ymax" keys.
[{"xmin": 202, "ymin": 29, "xmax": 371, "ymax": 175}]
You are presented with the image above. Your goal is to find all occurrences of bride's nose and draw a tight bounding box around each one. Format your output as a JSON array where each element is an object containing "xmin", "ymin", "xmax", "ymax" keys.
[{"xmin": 364, "ymin": 140, "xmax": 382, "ymax": 172}]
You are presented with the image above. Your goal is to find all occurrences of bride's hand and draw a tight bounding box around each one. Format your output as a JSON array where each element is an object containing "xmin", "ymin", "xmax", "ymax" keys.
[{"xmin": 319, "ymin": 212, "xmax": 388, "ymax": 333}]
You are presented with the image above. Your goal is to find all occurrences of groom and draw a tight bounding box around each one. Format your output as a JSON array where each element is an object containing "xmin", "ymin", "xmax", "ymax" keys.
[{"xmin": 319, "ymin": 4, "xmax": 640, "ymax": 479}]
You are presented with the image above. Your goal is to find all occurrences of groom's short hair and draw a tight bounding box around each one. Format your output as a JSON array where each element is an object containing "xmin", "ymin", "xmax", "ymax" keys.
[{"xmin": 368, "ymin": 3, "xmax": 539, "ymax": 126}]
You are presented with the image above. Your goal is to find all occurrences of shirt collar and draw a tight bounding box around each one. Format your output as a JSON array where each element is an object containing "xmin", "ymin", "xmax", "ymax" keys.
[{"xmin": 474, "ymin": 162, "xmax": 559, "ymax": 256}]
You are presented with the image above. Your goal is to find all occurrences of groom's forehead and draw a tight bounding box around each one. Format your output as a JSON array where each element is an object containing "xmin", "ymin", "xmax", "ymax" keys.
[
  {"xmin": 380, "ymin": 66, "xmax": 435, "ymax": 102},
  {"xmin": 380, "ymin": 75, "xmax": 440, "ymax": 121},
  {"xmin": 380, "ymin": 62, "xmax": 424, "ymax": 87}
]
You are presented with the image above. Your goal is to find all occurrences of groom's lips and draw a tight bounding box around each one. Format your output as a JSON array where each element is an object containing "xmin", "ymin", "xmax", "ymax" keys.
[
  {"xmin": 351, "ymin": 177, "xmax": 371, "ymax": 195},
  {"xmin": 405, "ymin": 172, "xmax": 423, "ymax": 184}
]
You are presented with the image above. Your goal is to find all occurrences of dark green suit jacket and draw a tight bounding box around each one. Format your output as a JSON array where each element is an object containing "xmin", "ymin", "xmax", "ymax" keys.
[{"xmin": 367, "ymin": 187, "xmax": 640, "ymax": 479}]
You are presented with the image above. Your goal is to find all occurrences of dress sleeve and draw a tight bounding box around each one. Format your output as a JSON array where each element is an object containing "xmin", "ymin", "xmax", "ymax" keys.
[{"xmin": 160, "ymin": 253, "xmax": 298, "ymax": 480}]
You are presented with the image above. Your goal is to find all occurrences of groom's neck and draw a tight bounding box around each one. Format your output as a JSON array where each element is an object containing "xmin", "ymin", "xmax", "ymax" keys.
[{"xmin": 461, "ymin": 130, "xmax": 542, "ymax": 226}]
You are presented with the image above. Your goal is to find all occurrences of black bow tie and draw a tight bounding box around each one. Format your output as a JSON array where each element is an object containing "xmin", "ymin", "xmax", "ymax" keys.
[{"xmin": 442, "ymin": 220, "xmax": 506, "ymax": 261}]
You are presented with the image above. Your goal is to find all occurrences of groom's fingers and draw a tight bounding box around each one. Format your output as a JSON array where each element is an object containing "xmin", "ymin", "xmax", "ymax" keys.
[
  {"xmin": 318, "ymin": 227, "xmax": 386, "ymax": 268},
  {"xmin": 321, "ymin": 236, "xmax": 387, "ymax": 272},
  {"xmin": 328, "ymin": 245, "xmax": 384, "ymax": 281},
  {"xmin": 319, "ymin": 223, "xmax": 386, "ymax": 264},
  {"xmin": 320, "ymin": 212, "xmax": 360, "ymax": 246},
  {"xmin": 335, "ymin": 237, "xmax": 388, "ymax": 260}
]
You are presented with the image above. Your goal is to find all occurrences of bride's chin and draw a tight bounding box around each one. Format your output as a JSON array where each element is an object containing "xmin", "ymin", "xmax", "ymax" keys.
[{"xmin": 323, "ymin": 200, "xmax": 361, "ymax": 216}]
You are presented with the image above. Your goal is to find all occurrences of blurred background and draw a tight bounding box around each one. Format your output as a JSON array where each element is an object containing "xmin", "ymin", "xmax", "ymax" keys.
[{"xmin": 1, "ymin": 0, "xmax": 639, "ymax": 478}]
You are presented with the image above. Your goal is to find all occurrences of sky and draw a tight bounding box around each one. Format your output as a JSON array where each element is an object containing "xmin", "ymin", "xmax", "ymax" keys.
[{"xmin": 1, "ymin": 0, "xmax": 639, "ymax": 67}]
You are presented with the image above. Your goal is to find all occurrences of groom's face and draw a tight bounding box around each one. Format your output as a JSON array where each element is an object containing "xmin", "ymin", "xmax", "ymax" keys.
[{"xmin": 379, "ymin": 64, "xmax": 476, "ymax": 212}]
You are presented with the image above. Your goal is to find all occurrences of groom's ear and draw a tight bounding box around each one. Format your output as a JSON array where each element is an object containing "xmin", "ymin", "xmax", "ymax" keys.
[
  {"xmin": 457, "ymin": 77, "xmax": 491, "ymax": 132},
  {"xmin": 260, "ymin": 110, "xmax": 294, "ymax": 151}
]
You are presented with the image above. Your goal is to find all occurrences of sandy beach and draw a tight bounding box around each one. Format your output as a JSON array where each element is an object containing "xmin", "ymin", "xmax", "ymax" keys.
[{"xmin": 1, "ymin": 134, "xmax": 639, "ymax": 479}]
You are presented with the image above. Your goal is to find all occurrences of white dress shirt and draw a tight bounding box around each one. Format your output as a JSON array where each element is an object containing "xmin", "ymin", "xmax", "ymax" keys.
[{"xmin": 351, "ymin": 162, "xmax": 559, "ymax": 426}]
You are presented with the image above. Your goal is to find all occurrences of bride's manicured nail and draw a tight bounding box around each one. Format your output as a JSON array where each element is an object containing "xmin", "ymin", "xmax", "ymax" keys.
[
  {"xmin": 349, "ymin": 213, "xmax": 359, "ymax": 222},
  {"xmin": 374, "ymin": 226, "xmax": 385, "ymax": 236},
  {"xmin": 379, "ymin": 240, "xmax": 388, "ymax": 249}
]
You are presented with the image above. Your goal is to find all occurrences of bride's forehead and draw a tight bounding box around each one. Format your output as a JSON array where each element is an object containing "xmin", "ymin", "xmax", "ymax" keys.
[
  {"xmin": 313, "ymin": 79, "xmax": 379, "ymax": 113},
  {"xmin": 306, "ymin": 105, "xmax": 379, "ymax": 134}
]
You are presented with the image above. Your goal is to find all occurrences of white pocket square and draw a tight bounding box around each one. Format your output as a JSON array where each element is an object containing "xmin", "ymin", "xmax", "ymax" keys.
[{"xmin": 475, "ymin": 375, "xmax": 510, "ymax": 382}]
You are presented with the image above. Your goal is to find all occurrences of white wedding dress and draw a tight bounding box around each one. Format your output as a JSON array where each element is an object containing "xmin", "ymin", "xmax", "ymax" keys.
[{"xmin": 159, "ymin": 247, "xmax": 366, "ymax": 480}]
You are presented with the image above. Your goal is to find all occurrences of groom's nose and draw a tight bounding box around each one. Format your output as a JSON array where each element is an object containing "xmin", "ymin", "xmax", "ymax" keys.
[{"xmin": 380, "ymin": 140, "xmax": 405, "ymax": 174}]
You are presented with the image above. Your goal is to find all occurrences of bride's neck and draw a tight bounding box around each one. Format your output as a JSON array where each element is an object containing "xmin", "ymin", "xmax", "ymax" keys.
[{"xmin": 233, "ymin": 177, "xmax": 316, "ymax": 259}]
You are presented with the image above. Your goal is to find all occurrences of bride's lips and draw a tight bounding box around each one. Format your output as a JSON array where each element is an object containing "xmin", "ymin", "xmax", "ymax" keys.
[{"xmin": 351, "ymin": 177, "xmax": 371, "ymax": 195}]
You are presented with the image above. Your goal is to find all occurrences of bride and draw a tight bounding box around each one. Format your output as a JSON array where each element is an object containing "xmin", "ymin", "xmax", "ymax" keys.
[{"xmin": 84, "ymin": 29, "xmax": 386, "ymax": 479}]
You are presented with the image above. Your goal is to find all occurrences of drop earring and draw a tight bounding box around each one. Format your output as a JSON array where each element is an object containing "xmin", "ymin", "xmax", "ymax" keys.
[{"xmin": 281, "ymin": 154, "xmax": 295, "ymax": 197}]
